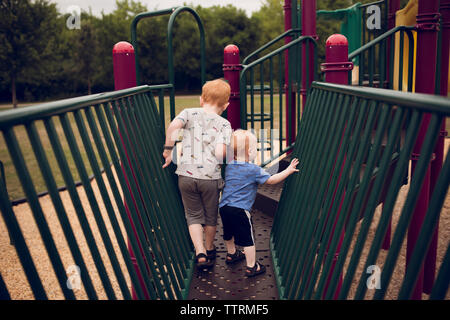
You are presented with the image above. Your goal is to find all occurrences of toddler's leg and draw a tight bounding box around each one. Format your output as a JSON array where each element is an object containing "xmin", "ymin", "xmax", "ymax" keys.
[
  {"xmin": 244, "ymin": 245, "xmax": 266, "ymax": 276},
  {"xmin": 225, "ymin": 237, "xmax": 236, "ymax": 255},
  {"xmin": 243, "ymin": 246, "xmax": 256, "ymax": 268}
]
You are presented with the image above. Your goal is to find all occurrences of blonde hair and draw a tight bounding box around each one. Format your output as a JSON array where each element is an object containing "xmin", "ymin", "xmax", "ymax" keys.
[
  {"xmin": 232, "ymin": 129, "xmax": 257, "ymax": 162},
  {"xmin": 201, "ymin": 79, "xmax": 231, "ymax": 107}
]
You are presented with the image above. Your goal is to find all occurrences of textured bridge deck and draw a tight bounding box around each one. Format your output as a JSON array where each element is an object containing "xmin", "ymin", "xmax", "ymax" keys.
[{"xmin": 188, "ymin": 209, "xmax": 279, "ymax": 300}]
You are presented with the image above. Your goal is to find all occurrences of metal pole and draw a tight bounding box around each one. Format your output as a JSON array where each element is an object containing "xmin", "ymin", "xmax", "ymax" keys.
[
  {"xmin": 284, "ymin": 0, "xmax": 294, "ymax": 148},
  {"xmin": 386, "ymin": 0, "xmax": 401, "ymax": 88},
  {"xmin": 424, "ymin": 0, "xmax": 450, "ymax": 294},
  {"xmin": 301, "ymin": 0, "xmax": 317, "ymax": 108},
  {"xmin": 223, "ymin": 44, "xmax": 243, "ymax": 130},
  {"xmin": 408, "ymin": 0, "xmax": 440, "ymax": 300},
  {"xmin": 381, "ymin": 0, "xmax": 401, "ymax": 249},
  {"xmin": 112, "ymin": 41, "xmax": 148, "ymax": 300},
  {"xmin": 320, "ymin": 34, "xmax": 353, "ymax": 299}
]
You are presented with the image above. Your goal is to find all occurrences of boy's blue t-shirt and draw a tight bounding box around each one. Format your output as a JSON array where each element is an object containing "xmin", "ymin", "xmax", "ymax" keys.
[{"xmin": 219, "ymin": 161, "xmax": 271, "ymax": 211}]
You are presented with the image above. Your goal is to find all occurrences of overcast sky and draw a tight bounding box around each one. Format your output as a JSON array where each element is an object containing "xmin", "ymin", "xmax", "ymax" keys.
[{"xmin": 53, "ymin": 0, "xmax": 264, "ymax": 17}]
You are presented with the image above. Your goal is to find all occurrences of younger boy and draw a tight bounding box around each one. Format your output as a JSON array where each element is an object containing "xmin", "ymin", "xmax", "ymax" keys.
[
  {"xmin": 219, "ymin": 130, "xmax": 299, "ymax": 277},
  {"xmin": 162, "ymin": 79, "xmax": 232, "ymax": 268}
]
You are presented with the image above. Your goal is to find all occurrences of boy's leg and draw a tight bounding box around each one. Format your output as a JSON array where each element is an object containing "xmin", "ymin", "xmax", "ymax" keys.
[
  {"xmin": 198, "ymin": 179, "xmax": 221, "ymax": 251},
  {"xmin": 188, "ymin": 224, "xmax": 207, "ymax": 262},
  {"xmin": 204, "ymin": 225, "xmax": 217, "ymax": 251},
  {"xmin": 178, "ymin": 176, "xmax": 207, "ymax": 261}
]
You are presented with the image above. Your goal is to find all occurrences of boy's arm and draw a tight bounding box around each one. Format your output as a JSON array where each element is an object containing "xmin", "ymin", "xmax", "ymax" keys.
[
  {"xmin": 162, "ymin": 118, "xmax": 184, "ymax": 168},
  {"xmin": 214, "ymin": 122, "xmax": 232, "ymax": 163},
  {"xmin": 265, "ymin": 158, "xmax": 299, "ymax": 185},
  {"xmin": 215, "ymin": 143, "xmax": 227, "ymax": 163}
]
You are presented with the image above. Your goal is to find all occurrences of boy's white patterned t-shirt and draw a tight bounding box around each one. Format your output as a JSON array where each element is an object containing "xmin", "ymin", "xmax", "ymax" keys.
[{"xmin": 175, "ymin": 108, "xmax": 232, "ymax": 180}]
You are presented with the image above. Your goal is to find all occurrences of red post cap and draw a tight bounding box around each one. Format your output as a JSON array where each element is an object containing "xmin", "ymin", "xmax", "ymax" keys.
[
  {"xmin": 224, "ymin": 44, "xmax": 239, "ymax": 54},
  {"xmin": 326, "ymin": 34, "xmax": 348, "ymax": 47},
  {"xmin": 113, "ymin": 41, "xmax": 135, "ymax": 54},
  {"xmin": 224, "ymin": 44, "xmax": 240, "ymax": 65},
  {"xmin": 325, "ymin": 34, "xmax": 349, "ymax": 63}
]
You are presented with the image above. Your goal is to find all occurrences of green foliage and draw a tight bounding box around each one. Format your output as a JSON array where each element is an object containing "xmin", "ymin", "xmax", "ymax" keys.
[
  {"xmin": 0, "ymin": 0, "xmax": 60, "ymax": 106},
  {"xmin": 0, "ymin": 0, "xmax": 352, "ymax": 103}
]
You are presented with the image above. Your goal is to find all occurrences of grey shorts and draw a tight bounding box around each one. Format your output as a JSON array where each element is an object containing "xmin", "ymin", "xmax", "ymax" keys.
[{"xmin": 178, "ymin": 175, "xmax": 224, "ymax": 226}]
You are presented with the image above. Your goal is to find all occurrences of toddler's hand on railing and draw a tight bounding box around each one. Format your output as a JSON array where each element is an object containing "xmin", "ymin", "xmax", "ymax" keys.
[{"xmin": 287, "ymin": 158, "xmax": 299, "ymax": 174}]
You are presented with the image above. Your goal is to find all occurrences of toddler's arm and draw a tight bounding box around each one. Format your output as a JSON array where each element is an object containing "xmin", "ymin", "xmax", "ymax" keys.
[
  {"xmin": 265, "ymin": 158, "xmax": 299, "ymax": 185},
  {"xmin": 162, "ymin": 118, "xmax": 184, "ymax": 168}
]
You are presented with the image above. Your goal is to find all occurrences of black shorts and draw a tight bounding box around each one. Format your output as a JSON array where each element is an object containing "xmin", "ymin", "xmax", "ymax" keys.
[{"xmin": 219, "ymin": 205, "xmax": 255, "ymax": 247}]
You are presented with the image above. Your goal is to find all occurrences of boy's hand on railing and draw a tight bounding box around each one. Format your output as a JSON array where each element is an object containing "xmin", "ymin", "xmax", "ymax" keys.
[
  {"xmin": 162, "ymin": 149, "xmax": 172, "ymax": 168},
  {"xmin": 287, "ymin": 158, "xmax": 299, "ymax": 174}
]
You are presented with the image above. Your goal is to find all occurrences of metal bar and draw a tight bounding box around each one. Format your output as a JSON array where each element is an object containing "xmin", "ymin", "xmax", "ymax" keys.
[
  {"xmin": 73, "ymin": 109, "xmax": 132, "ymax": 300},
  {"xmin": 373, "ymin": 114, "xmax": 442, "ymax": 300},
  {"xmin": 96, "ymin": 102, "xmax": 157, "ymax": 299},
  {"xmin": 0, "ymin": 160, "xmax": 47, "ymax": 299},
  {"xmin": 304, "ymin": 96, "xmax": 366, "ymax": 300},
  {"xmin": 43, "ymin": 117, "xmax": 116, "ymax": 299},
  {"xmin": 311, "ymin": 82, "xmax": 450, "ymax": 113},
  {"xmin": 85, "ymin": 105, "xmax": 148, "ymax": 300},
  {"xmin": 128, "ymin": 95, "xmax": 188, "ymax": 290},
  {"xmin": 284, "ymin": 93, "xmax": 345, "ymax": 298},
  {"xmin": 242, "ymin": 28, "xmax": 301, "ymax": 65},
  {"xmin": 3, "ymin": 128, "xmax": 76, "ymax": 300},
  {"xmin": 117, "ymin": 96, "xmax": 180, "ymax": 298},
  {"xmin": 398, "ymin": 145, "xmax": 450, "ymax": 299},
  {"xmin": 334, "ymin": 110, "xmax": 421, "ymax": 299},
  {"xmin": 398, "ymin": 30, "xmax": 405, "ymax": 91},
  {"xmin": 139, "ymin": 93, "xmax": 192, "ymax": 259},
  {"xmin": 110, "ymin": 99, "xmax": 172, "ymax": 299},
  {"xmin": 269, "ymin": 57, "xmax": 274, "ymax": 160},
  {"xmin": 0, "ymin": 272, "xmax": 10, "ymax": 300},
  {"xmin": 0, "ymin": 86, "xmax": 152, "ymax": 127},
  {"xmin": 352, "ymin": 107, "xmax": 406, "ymax": 299},
  {"xmin": 430, "ymin": 243, "xmax": 450, "ymax": 299},
  {"xmin": 25, "ymin": 121, "xmax": 98, "ymax": 300},
  {"xmin": 60, "ymin": 112, "xmax": 120, "ymax": 300}
]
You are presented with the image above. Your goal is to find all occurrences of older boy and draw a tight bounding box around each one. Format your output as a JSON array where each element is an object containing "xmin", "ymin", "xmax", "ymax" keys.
[
  {"xmin": 219, "ymin": 130, "xmax": 299, "ymax": 277},
  {"xmin": 162, "ymin": 79, "xmax": 232, "ymax": 268}
]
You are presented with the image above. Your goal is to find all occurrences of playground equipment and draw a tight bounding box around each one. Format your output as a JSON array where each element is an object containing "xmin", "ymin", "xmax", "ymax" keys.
[{"xmin": 0, "ymin": 0, "xmax": 449, "ymax": 300}]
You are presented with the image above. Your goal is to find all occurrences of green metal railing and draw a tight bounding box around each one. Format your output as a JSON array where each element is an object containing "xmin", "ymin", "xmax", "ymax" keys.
[
  {"xmin": 242, "ymin": 29, "xmax": 302, "ymax": 65},
  {"xmin": 349, "ymin": 26, "xmax": 416, "ymax": 90},
  {"xmin": 0, "ymin": 86, "xmax": 194, "ymax": 299},
  {"xmin": 240, "ymin": 36, "xmax": 318, "ymax": 167},
  {"xmin": 271, "ymin": 81, "xmax": 450, "ymax": 299},
  {"xmin": 131, "ymin": 6, "xmax": 206, "ymax": 121}
]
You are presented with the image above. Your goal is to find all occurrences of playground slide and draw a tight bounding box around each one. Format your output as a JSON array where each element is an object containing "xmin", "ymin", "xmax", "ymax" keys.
[{"xmin": 393, "ymin": 0, "xmax": 418, "ymax": 92}]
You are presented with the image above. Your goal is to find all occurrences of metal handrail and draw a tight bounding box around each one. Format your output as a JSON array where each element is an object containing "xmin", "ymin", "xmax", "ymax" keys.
[
  {"xmin": 240, "ymin": 35, "xmax": 318, "ymax": 166},
  {"xmin": 242, "ymin": 28, "xmax": 302, "ymax": 65},
  {"xmin": 313, "ymin": 82, "xmax": 450, "ymax": 114},
  {"xmin": 130, "ymin": 6, "xmax": 206, "ymax": 120},
  {"xmin": 348, "ymin": 25, "xmax": 416, "ymax": 60},
  {"xmin": 0, "ymin": 85, "xmax": 152, "ymax": 127},
  {"xmin": 271, "ymin": 80, "xmax": 450, "ymax": 300}
]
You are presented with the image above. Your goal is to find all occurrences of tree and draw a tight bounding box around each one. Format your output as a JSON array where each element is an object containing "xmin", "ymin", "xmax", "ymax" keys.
[
  {"xmin": 72, "ymin": 17, "xmax": 99, "ymax": 95},
  {"xmin": 0, "ymin": 0, "xmax": 59, "ymax": 107},
  {"xmin": 251, "ymin": 0, "xmax": 284, "ymax": 47}
]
